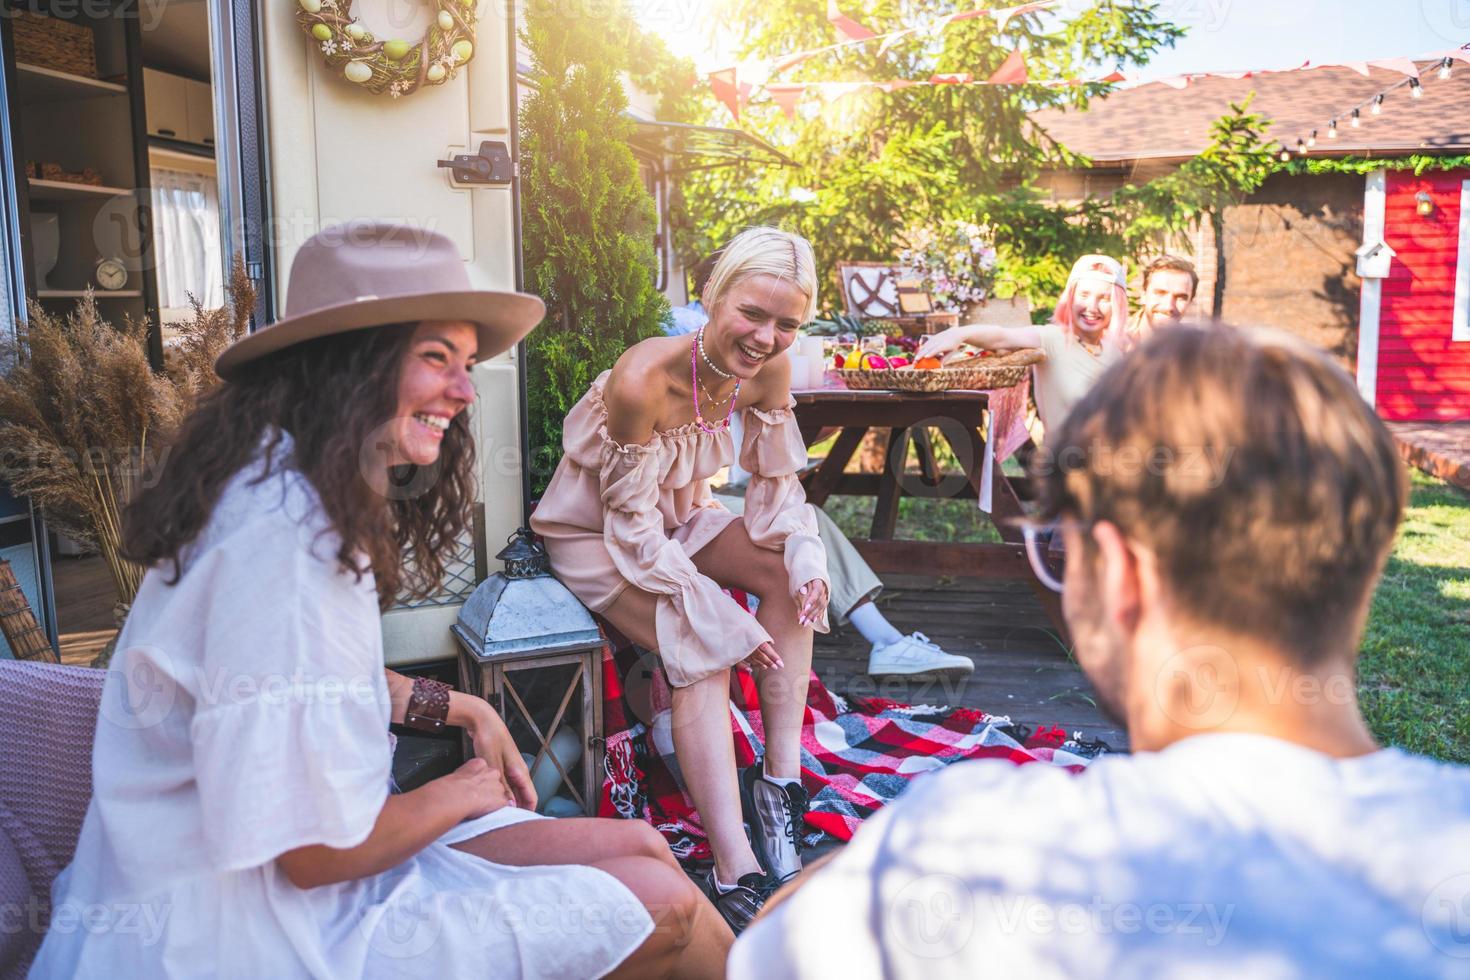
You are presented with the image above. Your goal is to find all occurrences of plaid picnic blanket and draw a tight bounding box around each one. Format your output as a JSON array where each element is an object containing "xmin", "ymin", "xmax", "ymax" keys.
[{"xmin": 596, "ymin": 592, "xmax": 1110, "ymax": 863}]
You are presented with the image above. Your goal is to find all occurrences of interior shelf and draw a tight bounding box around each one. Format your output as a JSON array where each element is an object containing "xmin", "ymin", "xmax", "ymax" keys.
[
  {"xmin": 36, "ymin": 290, "xmax": 143, "ymax": 299},
  {"xmin": 15, "ymin": 63, "xmax": 127, "ymax": 104},
  {"xmin": 27, "ymin": 179, "xmax": 135, "ymax": 202}
]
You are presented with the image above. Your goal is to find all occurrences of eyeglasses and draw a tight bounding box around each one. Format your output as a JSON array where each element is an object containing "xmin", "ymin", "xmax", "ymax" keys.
[{"xmin": 1021, "ymin": 522, "xmax": 1072, "ymax": 593}]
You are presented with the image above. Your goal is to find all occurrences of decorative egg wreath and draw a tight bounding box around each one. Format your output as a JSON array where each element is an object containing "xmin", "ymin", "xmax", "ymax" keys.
[{"xmin": 294, "ymin": 0, "xmax": 478, "ymax": 98}]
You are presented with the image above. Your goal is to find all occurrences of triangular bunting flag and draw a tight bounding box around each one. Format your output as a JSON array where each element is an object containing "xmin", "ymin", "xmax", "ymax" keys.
[
  {"xmin": 930, "ymin": 71, "xmax": 974, "ymax": 84},
  {"xmin": 767, "ymin": 84, "xmax": 806, "ymax": 120},
  {"xmin": 708, "ymin": 68, "xmax": 751, "ymax": 121},
  {"xmin": 994, "ymin": 1, "xmax": 1052, "ymax": 33},
  {"xmin": 827, "ymin": 0, "xmax": 876, "ymax": 41},
  {"xmin": 986, "ymin": 47, "xmax": 1028, "ymax": 84},
  {"xmin": 1368, "ymin": 57, "xmax": 1420, "ymax": 78}
]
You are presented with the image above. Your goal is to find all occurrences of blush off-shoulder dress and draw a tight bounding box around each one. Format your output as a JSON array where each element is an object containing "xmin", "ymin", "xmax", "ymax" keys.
[{"xmin": 530, "ymin": 370, "xmax": 831, "ymax": 688}]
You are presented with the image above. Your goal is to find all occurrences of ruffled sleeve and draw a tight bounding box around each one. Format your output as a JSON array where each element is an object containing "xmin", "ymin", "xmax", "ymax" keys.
[
  {"xmin": 186, "ymin": 484, "xmax": 391, "ymax": 872},
  {"xmin": 738, "ymin": 400, "xmax": 831, "ymax": 633},
  {"xmin": 600, "ymin": 436, "xmax": 775, "ymax": 687}
]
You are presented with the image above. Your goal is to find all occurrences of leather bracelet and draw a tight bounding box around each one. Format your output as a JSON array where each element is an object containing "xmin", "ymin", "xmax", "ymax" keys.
[{"xmin": 404, "ymin": 675, "xmax": 452, "ymax": 733}]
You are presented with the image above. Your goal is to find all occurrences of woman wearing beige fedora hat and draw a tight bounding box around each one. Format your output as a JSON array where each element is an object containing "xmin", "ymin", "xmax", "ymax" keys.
[
  {"xmin": 531, "ymin": 227, "xmax": 831, "ymax": 933},
  {"xmin": 29, "ymin": 223, "xmax": 731, "ymax": 979}
]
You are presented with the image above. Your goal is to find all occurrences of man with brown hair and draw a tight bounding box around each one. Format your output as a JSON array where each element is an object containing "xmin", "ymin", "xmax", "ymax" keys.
[
  {"xmin": 1131, "ymin": 254, "xmax": 1199, "ymax": 341},
  {"xmin": 730, "ymin": 324, "xmax": 1470, "ymax": 977}
]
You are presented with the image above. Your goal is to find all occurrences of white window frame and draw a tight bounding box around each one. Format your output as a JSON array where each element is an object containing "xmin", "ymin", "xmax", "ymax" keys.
[{"xmin": 1454, "ymin": 179, "xmax": 1470, "ymax": 343}]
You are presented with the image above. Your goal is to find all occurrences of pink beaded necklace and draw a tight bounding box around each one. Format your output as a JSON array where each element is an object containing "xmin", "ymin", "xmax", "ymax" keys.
[{"xmin": 690, "ymin": 333, "xmax": 740, "ymax": 433}]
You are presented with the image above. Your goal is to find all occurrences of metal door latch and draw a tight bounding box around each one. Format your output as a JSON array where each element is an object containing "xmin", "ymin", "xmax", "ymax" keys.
[{"xmin": 436, "ymin": 141, "xmax": 513, "ymax": 185}]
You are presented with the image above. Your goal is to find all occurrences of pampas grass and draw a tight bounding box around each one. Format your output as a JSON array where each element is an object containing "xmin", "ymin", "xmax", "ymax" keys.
[{"xmin": 0, "ymin": 265, "xmax": 255, "ymax": 607}]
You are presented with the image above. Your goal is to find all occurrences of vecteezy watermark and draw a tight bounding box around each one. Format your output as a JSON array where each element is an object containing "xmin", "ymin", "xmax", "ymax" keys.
[
  {"xmin": 364, "ymin": 871, "xmax": 657, "ymax": 959},
  {"xmin": 1050, "ymin": 0, "xmax": 1231, "ymax": 30},
  {"xmin": 0, "ymin": 895, "xmax": 172, "ymax": 947},
  {"xmin": 89, "ymin": 201, "xmax": 446, "ymax": 274},
  {"xmin": 1028, "ymin": 440, "xmax": 1237, "ymax": 489},
  {"xmin": 986, "ymin": 895, "xmax": 1235, "ymax": 946},
  {"xmin": 0, "ymin": 444, "xmax": 172, "ymax": 491},
  {"xmin": 1419, "ymin": 0, "xmax": 1470, "ymax": 43},
  {"xmin": 886, "ymin": 876, "xmax": 1237, "ymax": 959},
  {"xmin": 1151, "ymin": 645, "xmax": 1358, "ymax": 731},
  {"xmin": 98, "ymin": 643, "xmax": 386, "ymax": 732},
  {"xmin": 1423, "ymin": 872, "xmax": 1470, "ymax": 959}
]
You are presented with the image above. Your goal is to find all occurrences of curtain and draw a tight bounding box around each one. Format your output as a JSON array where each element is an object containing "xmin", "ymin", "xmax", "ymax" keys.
[{"xmin": 149, "ymin": 167, "xmax": 224, "ymax": 310}]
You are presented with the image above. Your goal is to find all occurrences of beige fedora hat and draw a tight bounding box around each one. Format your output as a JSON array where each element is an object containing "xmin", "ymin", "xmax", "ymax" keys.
[{"xmin": 215, "ymin": 221, "xmax": 545, "ymax": 380}]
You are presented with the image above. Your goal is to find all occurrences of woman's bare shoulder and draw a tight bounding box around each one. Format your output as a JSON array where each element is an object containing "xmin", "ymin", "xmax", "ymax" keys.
[{"xmin": 605, "ymin": 337, "xmax": 680, "ymax": 441}]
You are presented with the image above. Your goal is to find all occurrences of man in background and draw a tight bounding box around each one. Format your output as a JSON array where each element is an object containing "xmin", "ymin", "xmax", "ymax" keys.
[{"xmin": 1130, "ymin": 254, "xmax": 1198, "ymax": 341}]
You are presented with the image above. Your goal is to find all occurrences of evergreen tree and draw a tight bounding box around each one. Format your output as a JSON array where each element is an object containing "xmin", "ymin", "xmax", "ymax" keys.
[{"xmin": 519, "ymin": 0, "xmax": 669, "ymax": 494}]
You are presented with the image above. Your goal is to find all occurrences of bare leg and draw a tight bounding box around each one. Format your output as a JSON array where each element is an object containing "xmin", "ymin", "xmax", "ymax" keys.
[
  {"xmin": 691, "ymin": 520, "xmax": 814, "ymax": 781},
  {"xmin": 450, "ymin": 819, "xmax": 731, "ymax": 979},
  {"xmin": 600, "ymin": 517, "xmax": 815, "ymax": 881},
  {"xmin": 601, "ymin": 586, "xmax": 764, "ymax": 884}
]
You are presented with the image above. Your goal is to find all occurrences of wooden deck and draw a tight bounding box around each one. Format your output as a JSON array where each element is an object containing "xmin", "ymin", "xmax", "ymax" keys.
[
  {"xmin": 51, "ymin": 554, "xmax": 118, "ymax": 666},
  {"xmin": 814, "ymin": 573, "xmax": 1127, "ymax": 749},
  {"xmin": 1386, "ymin": 420, "xmax": 1470, "ymax": 492}
]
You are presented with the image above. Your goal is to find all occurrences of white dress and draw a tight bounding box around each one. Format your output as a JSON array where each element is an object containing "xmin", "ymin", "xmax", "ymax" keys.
[{"xmin": 28, "ymin": 436, "xmax": 653, "ymax": 979}]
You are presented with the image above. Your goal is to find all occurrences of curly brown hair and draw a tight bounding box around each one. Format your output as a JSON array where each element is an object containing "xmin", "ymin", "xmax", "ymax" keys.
[{"xmin": 121, "ymin": 323, "xmax": 476, "ymax": 609}]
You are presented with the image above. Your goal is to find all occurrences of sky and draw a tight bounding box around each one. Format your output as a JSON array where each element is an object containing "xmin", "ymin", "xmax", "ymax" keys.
[{"xmin": 639, "ymin": 0, "xmax": 1469, "ymax": 76}]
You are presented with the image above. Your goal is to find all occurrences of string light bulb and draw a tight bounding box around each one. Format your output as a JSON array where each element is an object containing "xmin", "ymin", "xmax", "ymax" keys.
[
  {"xmin": 1328, "ymin": 119, "xmax": 1338, "ymax": 138},
  {"xmin": 1439, "ymin": 58, "xmax": 1453, "ymax": 81},
  {"xmin": 1372, "ymin": 94, "xmax": 1384, "ymax": 115},
  {"xmin": 1297, "ymin": 138, "xmax": 1307, "ymax": 155},
  {"xmin": 1351, "ymin": 108, "xmax": 1361, "ymax": 128},
  {"xmin": 1410, "ymin": 78, "xmax": 1423, "ymax": 98},
  {"xmin": 1279, "ymin": 148, "xmax": 1292, "ymax": 162},
  {"xmin": 1308, "ymin": 130, "xmax": 1318, "ymax": 147}
]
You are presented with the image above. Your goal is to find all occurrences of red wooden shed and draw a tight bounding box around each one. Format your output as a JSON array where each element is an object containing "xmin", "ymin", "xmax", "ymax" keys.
[{"xmin": 1356, "ymin": 168, "xmax": 1470, "ymax": 422}]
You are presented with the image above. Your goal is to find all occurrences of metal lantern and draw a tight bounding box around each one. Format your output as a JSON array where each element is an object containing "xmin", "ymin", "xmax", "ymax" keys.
[{"xmin": 452, "ymin": 529, "xmax": 605, "ymax": 815}]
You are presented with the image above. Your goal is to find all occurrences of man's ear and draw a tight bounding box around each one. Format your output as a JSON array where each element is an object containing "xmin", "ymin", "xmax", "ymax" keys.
[{"xmin": 1090, "ymin": 521, "xmax": 1141, "ymax": 634}]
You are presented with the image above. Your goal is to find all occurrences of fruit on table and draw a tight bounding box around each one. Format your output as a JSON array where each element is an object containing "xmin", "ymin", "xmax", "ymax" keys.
[
  {"xmin": 843, "ymin": 350, "xmax": 863, "ymax": 369},
  {"xmin": 888, "ymin": 355, "xmax": 910, "ymax": 368},
  {"xmin": 834, "ymin": 352, "xmax": 848, "ymax": 370},
  {"xmin": 861, "ymin": 353, "xmax": 889, "ymax": 370},
  {"xmin": 914, "ymin": 356, "xmax": 942, "ymax": 371}
]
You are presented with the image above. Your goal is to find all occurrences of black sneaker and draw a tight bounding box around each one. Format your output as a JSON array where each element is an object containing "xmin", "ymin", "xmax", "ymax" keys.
[
  {"xmin": 740, "ymin": 765, "xmax": 810, "ymax": 888},
  {"xmin": 705, "ymin": 870, "xmax": 767, "ymax": 934}
]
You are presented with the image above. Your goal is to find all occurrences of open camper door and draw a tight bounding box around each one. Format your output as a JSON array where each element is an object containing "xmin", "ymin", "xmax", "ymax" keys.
[{"xmin": 256, "ymin": 0, "xmax": 527, "ymax": 665}]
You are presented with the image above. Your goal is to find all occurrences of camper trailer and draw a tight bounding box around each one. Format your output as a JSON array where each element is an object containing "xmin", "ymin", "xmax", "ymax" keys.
[{"xmin": 1, "ymin": 0, "xmax": 526, "ymax": 666}]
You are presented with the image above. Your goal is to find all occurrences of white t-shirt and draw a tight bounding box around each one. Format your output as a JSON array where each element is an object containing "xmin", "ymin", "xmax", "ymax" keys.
[
  {"xmin": 731, "ymin": 733, "xmax": 1470, "ymax": 979},
  {"xmin": 1032, "ymin": 323, "xmax": 1122, "ymax": 433},
  {"xmin": 30, "ymin": 435, "xmax": 651, "ymax": 979}
]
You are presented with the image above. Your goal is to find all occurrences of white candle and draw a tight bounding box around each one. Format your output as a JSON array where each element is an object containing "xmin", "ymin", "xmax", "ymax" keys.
[{"xmin": 789, "ymin": 354, "xmax": 812, "ymax": 390}]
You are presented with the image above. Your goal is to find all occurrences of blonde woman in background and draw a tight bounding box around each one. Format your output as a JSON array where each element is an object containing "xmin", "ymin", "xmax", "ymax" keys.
[{"xmin": 532, "ymin": 227, "xmax": 831, "ymax": 933}]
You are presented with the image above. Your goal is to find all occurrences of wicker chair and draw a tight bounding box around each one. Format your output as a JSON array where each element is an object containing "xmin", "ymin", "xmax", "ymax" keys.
[{"xmin": 0, "ymin": 661, "xmax": 104, "ymax": 979}]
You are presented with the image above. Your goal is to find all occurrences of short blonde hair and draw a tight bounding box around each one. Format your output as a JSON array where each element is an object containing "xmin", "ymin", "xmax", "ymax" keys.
[{"xmin": 702, "ymin": 227, "xmax": 819, "ymax": 324}]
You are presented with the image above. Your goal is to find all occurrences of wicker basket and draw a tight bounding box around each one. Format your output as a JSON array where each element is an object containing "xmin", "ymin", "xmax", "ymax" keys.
[
  {"xmin": 12, "ymin": 10, "xmax": 98, "ymax": 79},
  {"xmin": 839, "ymin": 348, "xmax": 1045, "ymax": 392}
]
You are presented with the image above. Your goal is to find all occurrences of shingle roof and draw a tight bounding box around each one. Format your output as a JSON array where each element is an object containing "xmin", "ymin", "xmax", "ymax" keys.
[{"xmin": 1030, "ymin": 60, "xmax": 1470, "ymax": 165}]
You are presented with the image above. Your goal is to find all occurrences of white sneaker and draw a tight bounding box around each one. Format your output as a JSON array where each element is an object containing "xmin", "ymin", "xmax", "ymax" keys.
[{"xmin": 867, "ymin": 632, "xmax": 974, "ymax": 677}]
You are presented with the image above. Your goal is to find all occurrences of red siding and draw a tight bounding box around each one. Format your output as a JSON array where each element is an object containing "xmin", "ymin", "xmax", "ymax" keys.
[{"xmin": 1375, "ymin": 169, "xmax": 1470, "ymax": 422}]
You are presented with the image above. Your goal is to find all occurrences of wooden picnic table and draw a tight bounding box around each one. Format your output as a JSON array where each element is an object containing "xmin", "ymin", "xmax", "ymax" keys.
[{"xmin": 792, "ymin": 386, "xmax": 1070, "ymax": 644}]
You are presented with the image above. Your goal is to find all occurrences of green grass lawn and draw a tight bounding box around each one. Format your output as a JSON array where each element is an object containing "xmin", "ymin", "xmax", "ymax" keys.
[
  {"xmin": 820, "ymin": 465, "xmax": 1470, "ymax": 763},
  {"xmin": 1357, "ymin": 469, "xmax": 1470, "ymax": 763}
]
